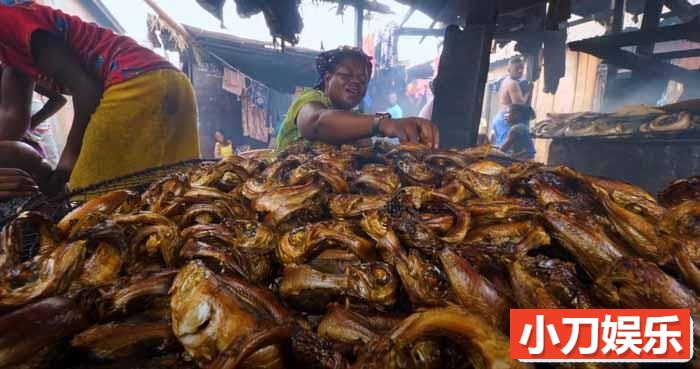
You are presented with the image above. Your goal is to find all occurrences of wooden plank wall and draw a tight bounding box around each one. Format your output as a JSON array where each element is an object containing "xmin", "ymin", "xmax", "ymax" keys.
[
  {"xmin": 530, "ymin": 50, "xmax": 601, "ymax": 120},
  {"xmin": 530, "ymin": 51, "xmax": 601, "ymax": 163}
]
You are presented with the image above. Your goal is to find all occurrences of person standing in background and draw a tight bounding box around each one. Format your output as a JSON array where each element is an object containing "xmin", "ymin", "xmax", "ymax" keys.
[
  {"xmin": 386, "ymin": 92, "xmax": 403, "ymax": 119},
  {"xmin": 213, "ymin": 130, "xmax": 234, "ymax": 159},
  {"xmin": 497, "ymin": 104, "xmax": 536, "ymax": 160},
  {"xmin": 419, "ymin": 81, "xmax": 435, "ymax": 120},
  {"xmin": 491, "ymin": 56, "xmax": 533, "ymax": 148}
]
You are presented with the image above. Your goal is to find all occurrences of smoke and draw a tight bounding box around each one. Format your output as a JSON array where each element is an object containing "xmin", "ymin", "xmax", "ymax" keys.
[{"xmin": 602, "ymin": 72, "xmax": 674, "ymax": 112}]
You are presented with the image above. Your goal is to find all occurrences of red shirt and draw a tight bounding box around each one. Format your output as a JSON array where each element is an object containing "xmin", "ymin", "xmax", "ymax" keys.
[{"xmin": 0, "ymin": 1, "xmax": 174, "ymax": 90}]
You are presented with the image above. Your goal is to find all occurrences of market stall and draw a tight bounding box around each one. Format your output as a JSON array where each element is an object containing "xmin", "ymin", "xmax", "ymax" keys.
[
  {"xmin": 3, "ymin": 0, "xmax": 700, "ymax": 368},
  {"xmin": 532, "ymin": 0, "xmax": 700, "ymax": 194},
  {"xmin": 3, "ymin": 142, "xmax": 700, "ymax": 368},
  {"xmin": 534, "ymin": 101, "xmax": 700, "ymax": 193}
]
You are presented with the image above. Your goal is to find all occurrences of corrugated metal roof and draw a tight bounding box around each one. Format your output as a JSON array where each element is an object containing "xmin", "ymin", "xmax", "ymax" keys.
[{"xmin": 184, "ymin": 25, "xmax": 320, "ymax": 92}]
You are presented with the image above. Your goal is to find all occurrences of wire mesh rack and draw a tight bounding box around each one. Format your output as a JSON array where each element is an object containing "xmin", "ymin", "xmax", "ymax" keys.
[
  {"xmin": 0, "ymin": 151, "xmax": 520, "ymax": 261},
  {"xmin": 0, "ymin": 159, "xmax": 213, "ymax": 260}
]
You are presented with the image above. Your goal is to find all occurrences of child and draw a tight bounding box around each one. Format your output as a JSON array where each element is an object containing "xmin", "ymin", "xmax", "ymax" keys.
[{"xmin": 499, "ymin": 104, "xmax": 536, "ymax": 161}]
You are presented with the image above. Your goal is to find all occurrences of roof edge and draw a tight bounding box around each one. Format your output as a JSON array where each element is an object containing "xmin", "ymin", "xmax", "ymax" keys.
[{"xmin": 80, "ymin": 0, "xmax": 125, "ymax": 34}]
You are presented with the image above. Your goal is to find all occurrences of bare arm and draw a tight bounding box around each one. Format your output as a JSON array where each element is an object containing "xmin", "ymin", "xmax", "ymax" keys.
[
  {"xmin": 418, "ymin": 99, "xmax": 434, "ymax": 120},
  {"xmin": 214, "ymin": 142, "xmax": 222, "ymax": 159},
  {"xmin": 500, "ymin": 129, "xmax": 515, "ymax": 153},
  {"xmin": 505, "ymin": 80, "xmax": 528, "ymax": 105},
  {"xmin": 0, "ymin": 67, "xmax": 34, "ymax": 140},
  {"xmin": 30, "ymin": 84, "xmax": 67, "ymax": 130},
  {"xmin": 297, "ymin": 102, "xmax": 376, "ymax": 145},
  {"xmin": 297, "ymin": 102, "xmax": 439, "ymax": 148},
  {"xmin": 30, "ymin": 30, "xmax": 103, "ymax": 190}
]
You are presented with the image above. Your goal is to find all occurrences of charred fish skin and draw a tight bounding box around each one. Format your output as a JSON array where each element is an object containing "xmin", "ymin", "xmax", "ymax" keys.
[
  {"xmin": 594, "ymin": 258, "xmax": 700, "ymax": 313},
  {"xmin": 543, "ymin": 203, "xmax": 627, "ymax": 278},
  {"xmin": 329, "ymin": 194, "xmax": 390, "ymax": 219},
  {"xmin": 58, "ymin": 190, "xmax": 141, "ymax": 231},
  {"xmin": 0, "ymin": 297, "xmax": 89, "ymax": 368},
  {"xmin": 352, "ymin": 307, "xmax": 532, "ymax": 369},
  {"xmin": 660, "ymin": 176, "xmax": 700, "ymax": 208},
  {"xmin": 0, "ymin": 240, "xmax": 87, "ymax": 312},
  {"xmin": 510, "ymin": 255, "xmax": 594, "ymax": 310},
  {"xmin": 70, "ymin": 321, "xmax": 178, "ymax": 361},
  {"xmin": 277, "ymin": 221, "xmax": 375, "ymax": 266},
  {"xmin": 279, "ymin": 263, "xmax": 398, "ymax": 312},
  {"xmin": 170, "ymin": 261, "xmax": 260, "ymax": 365},
  {"xmin": 439, "ymin": 248, "xmax": 510, "ymax": 332},
  {"xmin": 8, "ymin": 140, "xmax": 700, "ymax": 369}
]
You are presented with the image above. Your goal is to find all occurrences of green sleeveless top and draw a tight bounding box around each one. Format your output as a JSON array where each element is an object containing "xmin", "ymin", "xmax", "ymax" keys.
[{"xmin": 275, "ymin": 89, "xmax": 333, "ymax": 151}]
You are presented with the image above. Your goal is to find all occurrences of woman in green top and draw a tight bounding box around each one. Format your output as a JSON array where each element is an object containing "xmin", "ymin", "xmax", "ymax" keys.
[{"xmin": 275, "ymin": 47, "xmax": 439, "ymax": 151}]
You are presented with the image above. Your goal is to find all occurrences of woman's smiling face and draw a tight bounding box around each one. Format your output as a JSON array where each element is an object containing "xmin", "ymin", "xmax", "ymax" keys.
[{"xmin": 324, "ymin": 56, "xmax": 370, "ymax": 110}]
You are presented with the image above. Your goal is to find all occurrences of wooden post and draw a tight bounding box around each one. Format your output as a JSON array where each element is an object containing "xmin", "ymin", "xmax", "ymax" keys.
[
  {"xmin": 142, "ymin": 0, "xmax": 192, "ymax": 44},
  {"xmin": 355, "ymin": 2, "xmax": 365, "ymax": 112},
  {"xmin": 431, "ymin": 0, "xmax": 497, "ymax": 148},
  {"xmin": 355, "ymin": 3, "xmax": 365, "ymax": 48},
  {"xmin": 604, "ymin": 0, "xmax": 625, "ymax": 107},
  {"xmin": 634, "ymin": 0, "xmax": 665, "ymax": 99},
  {"xmin": 637, "ymin": 0, "xmax": 663, "ymax": 56}
]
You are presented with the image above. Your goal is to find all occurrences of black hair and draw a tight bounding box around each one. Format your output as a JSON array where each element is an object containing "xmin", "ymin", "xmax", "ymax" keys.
[
  {"xmin": 508, "ymin": 104, "xmax": 536, "ymax": 121},
  {"xmin": 314, "ymin": 46, "xmax": 373, "ymax": 90},
  {"xmin": 508, "ymin": 55, "xmax": 525, "ymax": 66}
]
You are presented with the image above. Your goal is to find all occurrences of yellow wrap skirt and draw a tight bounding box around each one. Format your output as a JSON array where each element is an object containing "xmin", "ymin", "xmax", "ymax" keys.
[{"xmin": 69, "ymin": 69, "xmax": 201, "ymax": 190}]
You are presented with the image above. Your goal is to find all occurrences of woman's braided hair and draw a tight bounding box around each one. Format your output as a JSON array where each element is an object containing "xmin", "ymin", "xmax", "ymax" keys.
[{"xmin": 314, "ymin": 46, "xmax": 373, "ymax": 90}]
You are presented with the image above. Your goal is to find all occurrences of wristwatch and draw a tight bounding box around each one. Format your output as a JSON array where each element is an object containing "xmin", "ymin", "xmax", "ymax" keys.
[{"xmin": 372, "ymin": 113, "xmax": 392, "ymax": 136}]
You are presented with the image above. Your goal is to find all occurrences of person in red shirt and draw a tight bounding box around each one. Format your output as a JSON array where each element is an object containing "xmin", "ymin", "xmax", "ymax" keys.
[{"xmin": 0, "ymin": 1, "xmax": 200, "ymax": 194}]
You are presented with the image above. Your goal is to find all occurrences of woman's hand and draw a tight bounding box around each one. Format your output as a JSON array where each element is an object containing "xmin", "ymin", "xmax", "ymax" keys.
[
  {"xmin": 0, "ymin": 168, "xmax": 39, "ymax": 200},
  {"xmin": 380, "ymin": 118, "xmax": 440, "ymax": 148}
]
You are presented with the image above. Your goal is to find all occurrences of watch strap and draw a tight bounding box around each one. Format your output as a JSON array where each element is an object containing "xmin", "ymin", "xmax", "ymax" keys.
[{"xmin": 373, "ymin": 113, "xmax": 391, "ymax": 136}]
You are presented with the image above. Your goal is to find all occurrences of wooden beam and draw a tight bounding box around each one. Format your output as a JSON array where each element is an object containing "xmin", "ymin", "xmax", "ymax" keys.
[
  {"xmin": 654, "ymin": 48, "xmax": 700, "ymax": 59},
  {"xmin": 611, "ymin": 0, "xmax": 625, "ymax": 33},
  {"xmin": 662, "ymin": 2, "xmax": 700, "ymax": 19},
  {"xmin": 497, "ymin": 0, "xmax": 548, "ymax": 15},
  {"xmin": 355, "ymin": 3, "xmax": 364, "ymax": 48},
  {"xmin": 568, "ymin": 18, "xmax": 700, "ymax": 49},
  {"xmin": 419, "ymin": 20, "xmax": 438, "ymax": 43},
  {"xmin": 398, "ymin": 27, "xmax": 444, "ymax": 37},
  {"xmin": 321, "ymin": 0, "xmax": 393, "ymax": 14},
  {"xmin": 432, "ymin": 0, "xmax": 497, "ymax": 148},
  {"xmin": 399, "ymin": 7, "xmax": 415, "ymax": 27},
  {"xmin": 605, "ymin": 0, "xmax": 626, "ymax": 101},
  {"xmin": 578, "ymin": 44, "xmax": 698, "ymax": 82},
  {"xmin": 663, "ymin": 0, "xmax": 696, "ymax": 20},
  {"xmin": 469, "ymin": 0, "xmax": 499, "ymax": 25},
  {"xmin": 143, "ymin": 0, "xmax": 192, "ymax": 44},
  {"xmin": 637, "ymin": 0, "xmax": 664, "ymax": 56}
]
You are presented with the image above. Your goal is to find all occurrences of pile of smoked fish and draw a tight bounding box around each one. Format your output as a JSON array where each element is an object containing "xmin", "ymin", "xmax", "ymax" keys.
[{"xmin": 2, "ymin": 141, "xmax": 700, "ymax": 369}]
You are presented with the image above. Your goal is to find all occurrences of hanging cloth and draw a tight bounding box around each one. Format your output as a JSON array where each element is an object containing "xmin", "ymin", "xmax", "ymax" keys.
[
  {"xmin": 242, "ymin": 95, "xmax": 269, "ymax": 143},
  {"xmin": 222, "ymin": 67, "xmax": 245, "ymax": 96},
  {"xmin": 241, "ymin": 79, "xmax": 270, "ymax": 143}
]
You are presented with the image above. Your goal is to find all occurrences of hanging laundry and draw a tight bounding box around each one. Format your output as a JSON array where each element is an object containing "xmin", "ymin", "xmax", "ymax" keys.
[
  {"xmin": 241, "ymin": 79, "xmax": 270, "ymax": 143},
  {"xmin": 222, "ymin": 67, "xmax": 245, "ymax": 96}
]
